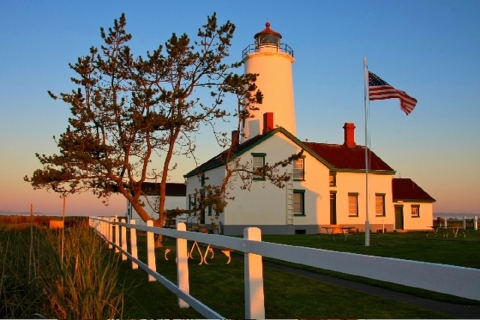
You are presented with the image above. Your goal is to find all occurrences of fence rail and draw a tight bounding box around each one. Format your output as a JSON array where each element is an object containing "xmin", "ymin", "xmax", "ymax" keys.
[{"xmin": 90, "ymin": 216, "xmax": 480, "ymax": 319}]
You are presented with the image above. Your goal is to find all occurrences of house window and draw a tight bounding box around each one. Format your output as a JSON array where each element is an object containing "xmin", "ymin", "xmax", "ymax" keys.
[
  {"xmin": 329, "ymin": 172, "xmax": 336, "ymax": 186},
  {"xmin": 252, "ymin": 153, "xmax": 266, "ymax": 180},
  {"xmin": 293, "ymin": 158, "xmax": 305, "ymax": 180},
  {"xmin": 293, "ymin": 190, "xmax": 305, "ymax": 216},
  {"xmin": 348, "ymin": 193, "xmax": 358, "ymax": 217},
  {"xmin": 375, "ymin": 194, "xmax": 386, "ymax": 216},
  {"xmin": 411, "ymin": 205, "xmax": 420, "ymax": 218}
]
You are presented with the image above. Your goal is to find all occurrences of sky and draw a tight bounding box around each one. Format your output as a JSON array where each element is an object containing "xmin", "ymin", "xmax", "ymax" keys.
[{"xmin": 1, "ymin": 0, "xmax": 479, "ymax": 216}]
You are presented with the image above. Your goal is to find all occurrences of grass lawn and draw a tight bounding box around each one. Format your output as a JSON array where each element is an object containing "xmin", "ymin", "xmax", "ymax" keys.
[
  {"xmin": 262, "ymin": 230, "xmax": 480, "ymax": 306},
  {"xmin": 118, "ymin": 230, "xmax": 480, "ymax": 318},
  {"xmin": 263, "ymin": 230, "xmax": 480, "ymax": 269}
]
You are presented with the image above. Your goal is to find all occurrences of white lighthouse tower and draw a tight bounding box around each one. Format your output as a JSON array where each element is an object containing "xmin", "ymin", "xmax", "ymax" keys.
[{"xmin": 241, "ymin": 22, "xmax": 296, "ymax": 142}]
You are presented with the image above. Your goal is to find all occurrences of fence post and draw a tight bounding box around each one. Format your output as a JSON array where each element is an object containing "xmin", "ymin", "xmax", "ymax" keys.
[
  {"xmin": 130, "ymin": 220, "xmax": 138, "ymax": 269},
  {"xmin": 114, "ymin": 216, "xmax": 120, "ymax": 253},
  {"xmin": 176, "ymin": 222, "xmax": 190, "ymax": 308},
  {"xmin": 147, "ymin": 220, "xmax": 156, "ymax": 281},
  {"xmin": 244, "ymin": 227, "xmax": 265, "ymax": 319},
  {"xmin": 475, "ymin": 216, "xmax": 478, "ymax": 231},
  {"xmin": 108, "ymin": 217, "xmax": 113, "ymax": 249},
  {"xmin": 463, "ymin": 216, "xmax": 467, "ymax": 230},
  {"xmin": 121, "ymin": 217, "xmax": 128, "ymax": 260}
]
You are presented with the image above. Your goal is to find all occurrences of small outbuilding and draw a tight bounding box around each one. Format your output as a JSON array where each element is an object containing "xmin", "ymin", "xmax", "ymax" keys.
[
  {"xmin": 126, "ymin": 182, "xmax": 186, "ymax": 226},
  {"xmin": 392, "ymin": 178, "xmax": 436, "ymax": 231}
]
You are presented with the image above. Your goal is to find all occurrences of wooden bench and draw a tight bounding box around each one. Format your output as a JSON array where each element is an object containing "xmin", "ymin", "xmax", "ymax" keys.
[{"xmin": 321, "ymin": 225, "xmax": 342, "ymax": 240}]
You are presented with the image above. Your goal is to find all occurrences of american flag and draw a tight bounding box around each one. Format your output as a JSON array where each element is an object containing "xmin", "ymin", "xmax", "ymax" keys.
[{"xmin": 369, "ymin": 71, "xmax": 417, "ymax": 115}]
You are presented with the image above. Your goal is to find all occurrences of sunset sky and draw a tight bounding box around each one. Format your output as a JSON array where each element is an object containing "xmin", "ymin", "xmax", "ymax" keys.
[{"xmin": 1, "ymin": 0, "xmax": 479, "ymax": 216}]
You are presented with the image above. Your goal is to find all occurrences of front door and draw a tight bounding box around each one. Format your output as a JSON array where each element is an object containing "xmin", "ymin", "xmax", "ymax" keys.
[
  {"xmin": 330, "ymin": 192, "xmax": 337, "ymax": 225},
  {"xmin": 395, "ymin": 205, "xmax": 404, "ymax": 230}
]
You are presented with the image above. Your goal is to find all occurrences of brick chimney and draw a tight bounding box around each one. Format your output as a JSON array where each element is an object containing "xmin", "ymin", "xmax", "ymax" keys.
[
  {"xmin": 263, "ymin": 112, "xmax": 274, "ymax": 134},
  {"xmin": 343, "ymin": 122, "xmax": 356, "ymax": 147}
]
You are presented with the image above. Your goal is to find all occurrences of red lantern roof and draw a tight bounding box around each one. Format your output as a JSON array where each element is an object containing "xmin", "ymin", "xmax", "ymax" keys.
[{"xmin": 254, "ymin": 22, "xmax": 282, "ymax": 39}]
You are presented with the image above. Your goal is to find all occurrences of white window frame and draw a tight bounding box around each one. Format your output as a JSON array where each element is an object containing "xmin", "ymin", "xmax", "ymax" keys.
[
  {"xmin": 252, "ymin": 153, "xmax": 266, "ymax": 180},
  {"xmin": 411, "ymin": 205, "xmax": 420, "ymax": 218},
  {"xmin": 348, "ymin": 193, "xmax": 359, "ymax": 217},
  {"xmin": 329, "ymin": 172, "xmax": 336, "ymax": 187},
  {"xmin": 293, "ymin": 190, "xmax": 305, "ymax": 216},
  {"xmin": 293, "ymin": 157, "xmax": 305, "ymax": 181},
  {"xmin": 375, "ymin": 193, "xmax": 386, "ymax": 216}
]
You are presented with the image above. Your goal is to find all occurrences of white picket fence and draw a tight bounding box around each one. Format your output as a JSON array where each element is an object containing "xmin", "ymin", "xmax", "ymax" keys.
[{"xmin": 89, "ymin": 216, "xmax": 480, "ymax": 319}]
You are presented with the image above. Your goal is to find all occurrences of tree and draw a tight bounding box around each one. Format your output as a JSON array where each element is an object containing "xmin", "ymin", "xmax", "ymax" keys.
[{"xmin": 25, "ymin": 13, "xmax": 298, "ymax": 241}]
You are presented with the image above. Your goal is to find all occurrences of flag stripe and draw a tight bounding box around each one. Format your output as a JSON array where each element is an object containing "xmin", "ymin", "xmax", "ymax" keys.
[{"xmin": 368, "ymin": 72, "xmax": 417, "ymax": 115}]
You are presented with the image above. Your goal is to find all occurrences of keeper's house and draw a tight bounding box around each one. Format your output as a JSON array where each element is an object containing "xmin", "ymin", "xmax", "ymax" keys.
[{"xmin": 184, "ymin": 119, "xmax": 435, "ymax": 235}]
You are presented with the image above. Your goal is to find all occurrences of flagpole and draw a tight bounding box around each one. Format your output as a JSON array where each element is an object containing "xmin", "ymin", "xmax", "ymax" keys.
[{"xmin": 363, "ymin": 58, "xmax": 370, "ymax": 247}]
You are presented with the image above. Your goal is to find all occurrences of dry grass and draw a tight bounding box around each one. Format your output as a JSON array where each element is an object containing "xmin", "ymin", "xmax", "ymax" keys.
[
  {"xmin": 0, "ymin": 224, "xmax": 126, "ymax": 319},
  {"xmin": 0, "ymin": 222, "xmax": 43, "ymax": 231}
]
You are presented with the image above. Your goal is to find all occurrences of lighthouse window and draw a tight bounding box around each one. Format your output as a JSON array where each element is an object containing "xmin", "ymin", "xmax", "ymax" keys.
[{"xmin": 257, "ymin": 34, "xmax": 280, "ymax": 47}]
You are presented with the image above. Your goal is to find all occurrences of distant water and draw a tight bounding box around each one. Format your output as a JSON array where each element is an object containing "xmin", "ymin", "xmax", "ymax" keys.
[
  {"xmin": 434, "ymin": 213, "xmax": 479, "ymax": 219},
  {"xmin": 0, "ymin": 210, "xmax": 121, "ymax": 217},
  {"xmin": 1, "ymin": 210, "xmax": 478, "ymax": 219}
]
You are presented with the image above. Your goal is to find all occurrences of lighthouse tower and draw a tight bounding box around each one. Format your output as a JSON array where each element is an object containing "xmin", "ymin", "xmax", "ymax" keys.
[{"xmin": 241, "ymin": 22, "xmax": 296, "ymax": 142}]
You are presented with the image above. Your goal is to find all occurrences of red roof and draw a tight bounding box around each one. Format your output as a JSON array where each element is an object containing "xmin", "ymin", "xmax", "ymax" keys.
[
  {"xmin": 185, "ymin": 128, "xmax": 397, "ymax": 178},
  {"xmin": 392, "ymin": 178, "xmax": 435, "ymax": 202},
  {"xmin": 254, "ymin": 22, "xmax": 282, "ymax": 39},
  {"xmin": 140, "ymin": 182, "xmax": 186, "ymax": 196},
  {"xmin": 303, "ymin": 142, "xmax": 394, "ymax": 172}
]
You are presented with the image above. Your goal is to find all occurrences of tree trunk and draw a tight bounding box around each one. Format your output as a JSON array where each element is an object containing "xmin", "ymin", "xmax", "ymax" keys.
[
  {"xmin": 153, "ymin": 218, "xmax": 164, "ymax": 248},
  {"xmin": 154, "ymin": 234, "xmax": 164, "ymax": 248},
  {"xmin": 129, "ymin": 200, "xmax": 166, "ymax": 248}
]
